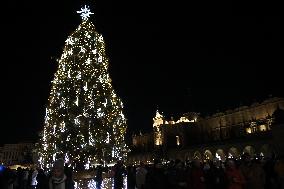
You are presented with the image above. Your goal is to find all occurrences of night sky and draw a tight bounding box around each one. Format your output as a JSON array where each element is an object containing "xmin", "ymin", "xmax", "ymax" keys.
[{"xmin": 1, "ymin": 0, "xmax": 283, "ymax": 145}]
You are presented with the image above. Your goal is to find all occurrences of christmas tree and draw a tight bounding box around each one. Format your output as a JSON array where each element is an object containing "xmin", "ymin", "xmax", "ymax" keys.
[{"xmin": 38, "ymin": 5, "xmax": 128, "ymax": 170}]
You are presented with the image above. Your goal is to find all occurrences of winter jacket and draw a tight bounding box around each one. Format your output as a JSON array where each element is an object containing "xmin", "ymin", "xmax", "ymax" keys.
[{"xmin": 226, "ymin": 167, "xmax": 245, "ymax": 189}]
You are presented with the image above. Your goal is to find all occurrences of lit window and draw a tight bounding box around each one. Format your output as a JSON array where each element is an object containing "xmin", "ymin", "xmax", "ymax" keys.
[
  {"xmin": 215, "ymin": 153, "xmax": 221, "ymax": 161},
  {"xmin": 259, "ymin": 125, "xmax": 267, "ymax": 131},
  {"xmin": 260, "ymin": 152, "xmax": 264, "ymax": 157},
  {"xmin": 246, "ymin": 127, "xmax": 252, "ymax": 134},
  {"xmin": 176, "ymin": 136, "xmax": 180, "ymax": 146},
  {"xmin": 252, "ymin": 126, "xmax": 257, "ymax": 133}
]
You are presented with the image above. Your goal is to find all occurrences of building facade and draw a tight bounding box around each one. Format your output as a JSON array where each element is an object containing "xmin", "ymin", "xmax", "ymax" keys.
[
  {"xmin": 0, "ymin": 143, "xmax": 35, "ymax": 166},
  {"xmin": 128, "ymin": 97, "xmax": 284, "ymax": 163},
  {"xmin": 0, "ymin": 147, "xmax": 3, "ymax": 164}
]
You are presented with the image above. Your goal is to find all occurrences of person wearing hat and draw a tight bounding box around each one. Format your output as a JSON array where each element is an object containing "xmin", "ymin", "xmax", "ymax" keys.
[{"xmin": 49, "ymin": 159, "xmax": 74, "ymax": 189}]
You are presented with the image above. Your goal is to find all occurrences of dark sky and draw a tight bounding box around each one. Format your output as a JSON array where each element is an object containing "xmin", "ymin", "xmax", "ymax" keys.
[{"xmin": 1, "ymin": 0, "xmax": 283, "ymax": 144}]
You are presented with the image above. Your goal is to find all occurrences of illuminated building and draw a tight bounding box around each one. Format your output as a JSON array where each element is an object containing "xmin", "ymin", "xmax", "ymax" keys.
[
  {"xmin": 0, "ymin": 143, "xmax": 35, "ymax": 166},
  {"xmin": 128, "ymin": 97, "xmax": 284, "ymax": 163}
]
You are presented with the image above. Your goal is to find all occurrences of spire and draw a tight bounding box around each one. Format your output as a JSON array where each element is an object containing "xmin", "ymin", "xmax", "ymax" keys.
[
  {"xmin": 153, "ymin": 107, "xmax": 164, "ymax": 127},
  {"xmin": 155, "ymin": 109, "xmax": 163, "ymax": 119}
]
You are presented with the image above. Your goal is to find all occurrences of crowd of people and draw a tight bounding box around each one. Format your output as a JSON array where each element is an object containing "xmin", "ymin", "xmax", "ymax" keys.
[
  {"xmin": 0, "ymin": 159, "xmax": 74, "ymax": 189},
  {"xmin": 126, "ymin": 153, "xmax": 284, "ymax": 189},
  {"xmin": 0, "ymin": 153, "xmax": 284, "ymax": 189}
]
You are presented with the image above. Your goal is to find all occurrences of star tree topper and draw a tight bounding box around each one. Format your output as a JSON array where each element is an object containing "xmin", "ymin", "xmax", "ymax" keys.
[{"xmin": 77, "ymin": 5, "xmax": 94, "ymax": 20}]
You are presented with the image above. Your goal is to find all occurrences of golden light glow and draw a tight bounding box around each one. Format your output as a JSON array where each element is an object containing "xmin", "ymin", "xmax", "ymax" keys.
[
  {"xmin": 176, "ymin": 136, "xmax": 180, "ymax": 146},
  {"xmin": 176, "ymin": 116, "xmax": 195, "ymax": 123},
  {"xmin": 246, "ymin": 127, "xmax": 252, "ymax": 134},
  {"xmin": 153, "ymin": 110, "xmax": 164, "ymax": 127},
  {"xmin": 38, "ymin": 9, "xmax": 128, "ymax": 170},
  {"xmin": 153, "ymin": 110, "xmax": 163, "ymax": 145},
  {"xmin": 259, "ymin": 124, "xmax": 267, "ymax": 131}
]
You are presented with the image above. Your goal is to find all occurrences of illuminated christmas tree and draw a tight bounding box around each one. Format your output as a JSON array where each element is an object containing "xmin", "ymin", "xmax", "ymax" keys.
[{"xmin": 38, "ymin": 5, "xmax": 128, "ymax": 170}]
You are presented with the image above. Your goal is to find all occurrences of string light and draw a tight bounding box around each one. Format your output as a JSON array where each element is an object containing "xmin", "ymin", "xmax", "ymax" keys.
[{"xmin": 38, "ymin": 5, "xmax": 128, "ymax": 171}]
